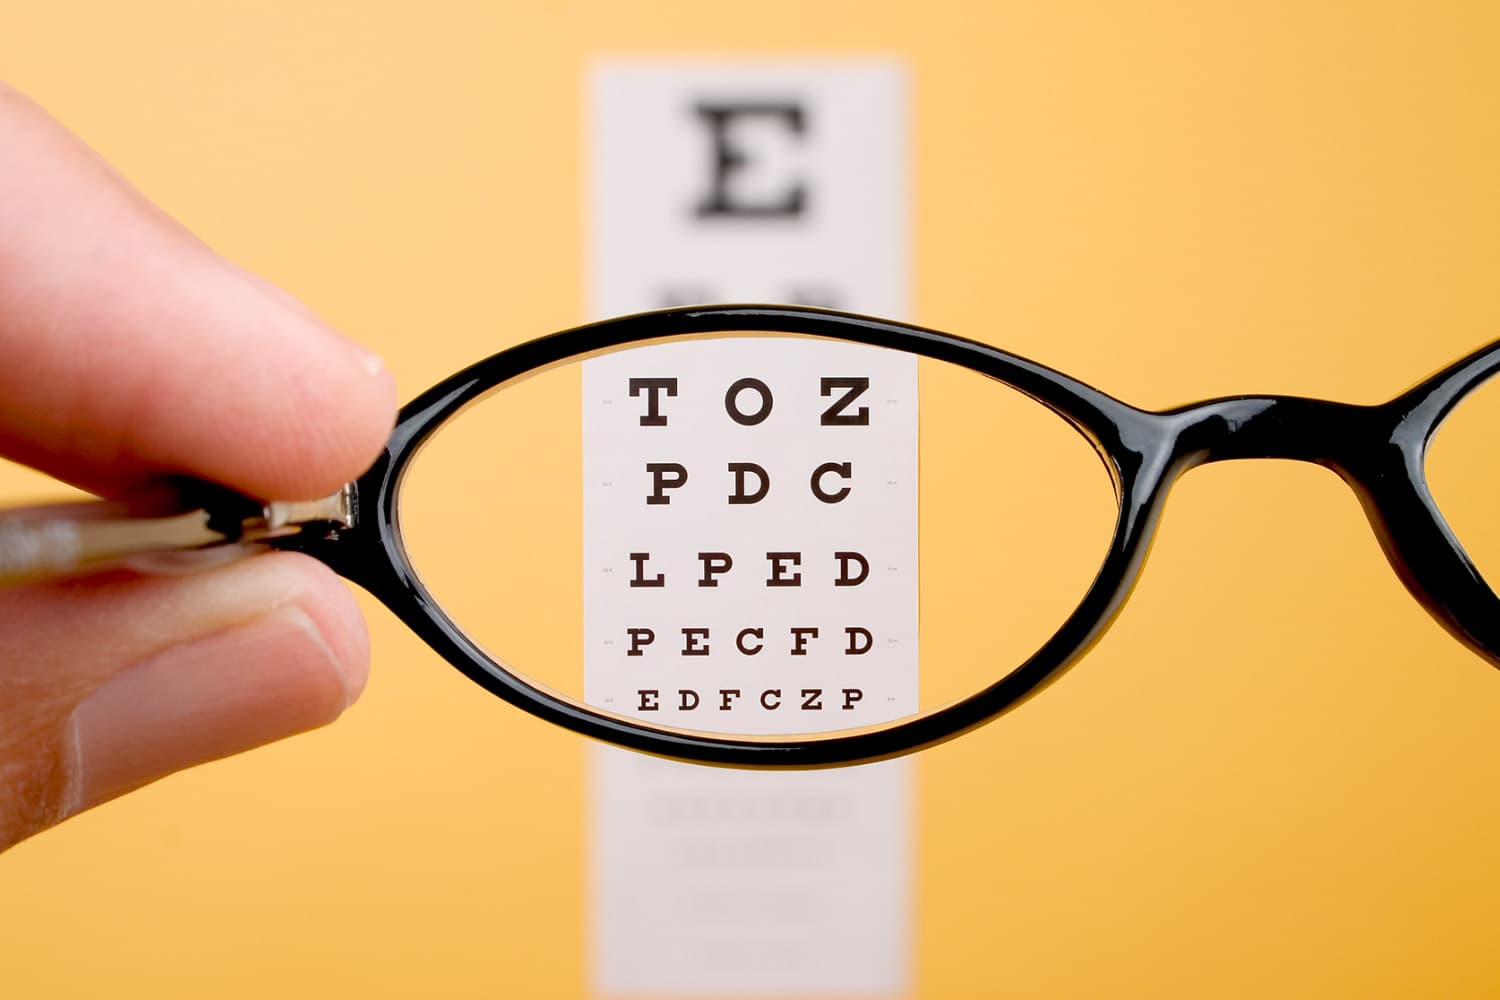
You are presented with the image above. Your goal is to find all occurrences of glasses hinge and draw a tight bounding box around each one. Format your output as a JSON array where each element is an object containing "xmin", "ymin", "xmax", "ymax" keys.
[{"xmin": 242, "ymin": 483, "xmax": 356, "ymax": 543}]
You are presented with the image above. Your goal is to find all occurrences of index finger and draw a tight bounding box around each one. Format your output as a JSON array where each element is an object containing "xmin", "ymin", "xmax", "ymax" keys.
[{"xmin": 0, "ymin": 82, "xmax": 396, "ymax": 501}]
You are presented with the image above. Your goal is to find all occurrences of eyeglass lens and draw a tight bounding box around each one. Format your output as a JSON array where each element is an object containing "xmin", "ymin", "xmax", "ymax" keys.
[{"xmin": 396, "ymin": 333, "xmax": 1119, "ymax": 742}]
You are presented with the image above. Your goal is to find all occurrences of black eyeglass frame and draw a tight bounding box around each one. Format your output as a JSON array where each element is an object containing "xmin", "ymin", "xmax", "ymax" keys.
[{"xmin": 277, "ymin": 304, "xmax": 1500, "ymax": 768}]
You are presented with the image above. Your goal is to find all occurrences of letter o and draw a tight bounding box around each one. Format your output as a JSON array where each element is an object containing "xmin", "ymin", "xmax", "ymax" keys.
[{"xmin": 725, "ymin": 377, "xmax": 773, "ymax": 426}]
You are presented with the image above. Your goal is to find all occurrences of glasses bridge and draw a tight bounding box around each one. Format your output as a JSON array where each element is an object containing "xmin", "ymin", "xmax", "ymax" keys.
[{"xmin": 1168, "ymin": 395, "xmax": 1389, "ymax": 470}]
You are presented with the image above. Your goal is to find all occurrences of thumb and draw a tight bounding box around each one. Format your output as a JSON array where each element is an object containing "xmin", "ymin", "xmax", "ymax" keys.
[{"xmin": 0, "ymin": 552, "xmax": 367, "ymax": 851}]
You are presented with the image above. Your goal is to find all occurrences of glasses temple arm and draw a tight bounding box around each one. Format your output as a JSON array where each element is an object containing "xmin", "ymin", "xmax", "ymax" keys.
[{"xmin": 0, "ymin": 483, "xmax": 354, "ymax": 588}]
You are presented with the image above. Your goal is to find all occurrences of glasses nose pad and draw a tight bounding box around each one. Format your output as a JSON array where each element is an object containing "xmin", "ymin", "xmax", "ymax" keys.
[{"xmin": 1347, "ymin": 468, "xmax": 1500, "ymax": 668}]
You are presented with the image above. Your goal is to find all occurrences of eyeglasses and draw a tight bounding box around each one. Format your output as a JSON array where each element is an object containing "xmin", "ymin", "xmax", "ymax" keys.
[{"xmin": 3, "ymin": 305, "xmax": 1498, "ymax": 767}]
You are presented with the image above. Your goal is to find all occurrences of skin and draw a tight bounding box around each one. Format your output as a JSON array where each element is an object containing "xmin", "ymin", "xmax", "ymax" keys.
[{"xmin": 0, "ymin": 82, "xmax": 397, "ymax": 851}]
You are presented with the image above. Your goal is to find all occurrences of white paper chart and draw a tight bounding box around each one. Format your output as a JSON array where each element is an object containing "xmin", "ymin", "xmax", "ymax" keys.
[{"xmin": 587, "ymin": 59, "xmax": 914, "ymax": 996}]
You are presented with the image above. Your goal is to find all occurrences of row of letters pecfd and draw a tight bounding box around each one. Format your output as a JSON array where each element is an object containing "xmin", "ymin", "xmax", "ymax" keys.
[{"xmin": 623, "ymin": 624, "xmax": 873, "ymax": 657}]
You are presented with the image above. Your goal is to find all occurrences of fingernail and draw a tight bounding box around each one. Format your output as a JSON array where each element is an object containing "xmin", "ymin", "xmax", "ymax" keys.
[
  {"xmin": 235, "ymin": 260, "xmax": 389, "ymax": 380},
  {"xmin": 353, "ymin": 345, "xmax": 386, "ymax": 377},
  {"xmin": 65, "ymin": 605, "xmax": 355, "ymax": 815}
]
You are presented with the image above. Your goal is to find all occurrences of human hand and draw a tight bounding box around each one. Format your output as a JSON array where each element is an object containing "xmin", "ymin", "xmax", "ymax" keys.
[{"xmin": 0, "ymin": 83, "xmax": 396, "ymax": 851}]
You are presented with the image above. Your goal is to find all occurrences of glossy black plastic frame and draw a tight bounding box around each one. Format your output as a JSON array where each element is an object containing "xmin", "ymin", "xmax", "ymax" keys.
[{"xmin": 280, "ymin": 305, "xmax": 1500, "ymax": 767}]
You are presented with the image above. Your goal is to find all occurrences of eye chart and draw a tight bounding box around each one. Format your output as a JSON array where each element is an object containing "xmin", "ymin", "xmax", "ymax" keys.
[
  {"xmin": 583, "ymin": 339, "xmax": 917, "ymax": 730},
  {"xmin": 587, "ymin": 61, "xmax": 914, "ymax": 996}
]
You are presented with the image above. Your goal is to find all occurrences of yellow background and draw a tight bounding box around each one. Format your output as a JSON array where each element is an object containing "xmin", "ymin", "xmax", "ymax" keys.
[{"xmin": 3, "ymin": 2, "xmax": 1499, "ymax": 997}]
